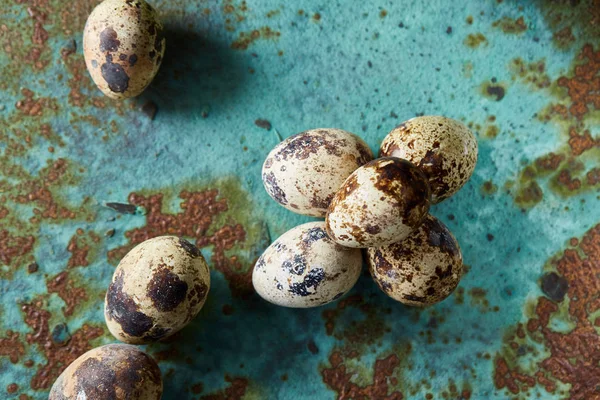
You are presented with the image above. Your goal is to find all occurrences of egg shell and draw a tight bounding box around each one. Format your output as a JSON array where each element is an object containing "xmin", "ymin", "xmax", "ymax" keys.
[
  {"xmin": 366, "ymin": 214, "xmax": 463, "ymax": 307},
  {"xmin": 104, "ymin": 236, "xmax": 210, "ymax": 344},
  {"xmin": 83, "ymin": 0, "xmax": 165, "ymax": 99},
  {"xmin": 262, "ymin": 128, "xmax": 373, "ymax": 217},
  {"xmin": 326, "ymin": 157, "xmax": 431, "ymax": 248},
  {"xmin": 252, "ymin": 222, "xmax": 363, "ymax": 308},
  {"xmin": 380, "ymin": 116, "xmax": 478, "ymax": 203},
  {"xmin": 49, "ymin": 343, "xmax": 162, "ymax": 400}
]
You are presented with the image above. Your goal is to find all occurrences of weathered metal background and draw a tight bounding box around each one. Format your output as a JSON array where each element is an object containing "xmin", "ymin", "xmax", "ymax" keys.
[{"xmin": 0, "ymin": 0, "xmax": 599, "ymax": 398}]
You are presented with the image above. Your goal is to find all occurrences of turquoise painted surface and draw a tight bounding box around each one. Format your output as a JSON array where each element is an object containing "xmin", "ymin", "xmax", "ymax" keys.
[{"xmin": 0, "ymin": 0, "xmax": 599, "ymax": 398}]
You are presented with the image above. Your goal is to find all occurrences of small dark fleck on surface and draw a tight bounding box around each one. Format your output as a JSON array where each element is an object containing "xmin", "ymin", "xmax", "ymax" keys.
[
  {"xmin": 27, "ymin": 262, "xmax": 39, "ymax": 273},
  {"xmin": 307, "ymin": 339, "xmax": 319, "ymax": 354},
  {"xmin": 486, "ymin": 84, "xmax": 505, "ymax": 101},
  {"xmin": 446, "ymin": 26, "xmax": 452, "ymax": 34},
  {"xmin": 105, "ymin": 228, "xmax": 115, "ymax": 238},
  {"xmin": 106, "ymin": 202, "xmax": 137, "ymax": 214},
  {"xmin": 540, "ymin": 272, "xmax": 569, "ymax": 302},
  {"xmin": 141, "ymin": 101, "xmax": 158, "ymax": 120},
  {"xmin": 255, "ymin": 119, "xmax": 272, "ymax": 130},
  {"xmin": 487, "ymin": 233, "xmax": 494, "ymax": 241}
]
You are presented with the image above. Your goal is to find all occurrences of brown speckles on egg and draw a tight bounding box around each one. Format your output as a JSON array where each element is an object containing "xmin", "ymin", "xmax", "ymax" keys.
[
  {"xmin": 262, "ymin": 129, "xmax": 373, "ymax": 217},
  {"xmin": 49, "ymin": 344, "xmax": 162, "ymax": 400},
  {"xmin": 326, "ymin": 157, "xmax": 431, "ymax": 248},
  {"xmin": 83, "ymin": 0, "xmax": 166, "ymax": 99},
  {"xmin": 366, "ymin": 215, "xmax": 463, "ymax": 307},
  {"xmin": 104, "ymin": 236, "xmax": 210, "ymax": 344},
  {"xmin": 252, "ymin": 222, "xmax": 362, "ymax": 308},
  {"xmin": 380, "ymin": 116, "xmax": 478, "ymax": 203}
]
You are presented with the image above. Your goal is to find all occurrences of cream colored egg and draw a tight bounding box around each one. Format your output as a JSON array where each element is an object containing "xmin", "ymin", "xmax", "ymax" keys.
[
  {"xmin": 380, "ymin": 116, "xmax": 478, "ymax": 203},
  {"xmin": 104, "ymin": 236, "xmax": 210, "ymax": 344},
  {"xmin": 252, "ymin": 222, "xmax": 363, "ymax": 308},
  {"xmin": 83, "ymin": 0, "xmax": 165, "ymax": 99},
  {"xmin": 262, "ymin": 128, "xmax": 373, "ymax": 217},
  {"xmin": 49, "ymin": 344, "xmax": 162, "ymax": 400},
  {"xmin": 366, "ymin": 215, "xmax": 463, "ymax": 306},
  {"xmin": 326, "ymin": 157, "xmax": 431, "ymax": 248}
]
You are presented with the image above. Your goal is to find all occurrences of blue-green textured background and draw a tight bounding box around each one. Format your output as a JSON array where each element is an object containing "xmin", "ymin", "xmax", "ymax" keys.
[{"xmin": 0, "ymin": 0, "xmax": 599, "ymax": 398}]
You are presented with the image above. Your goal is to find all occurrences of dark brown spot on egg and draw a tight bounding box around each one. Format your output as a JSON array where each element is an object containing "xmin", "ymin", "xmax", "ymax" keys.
[
  {"xmin": 187, "ymin": 282, "xmax": 208, "ymax": 308},
  {"xmin": 263, "ymin": 172, "xmax": 288, "ymax": 205},
  {"xmin": 372, "ymin": 157, "xmax": 430, "ymax": 226},
  {"xmin": 101, "ymin": 54, "xmax": 129, "ymax": 93},
  {"xmin": 119, "ymin": 53, "xmax": 127, "ymax": 61},
  {"xmin": 356, "ymin": 142, "xmax": 373, "ymax": 165},
  {"xmin": 289, "ymin": 268, "xmax": 325, "ymax": 296},
  {"xmin": 417, "ymin": 150, "xmax": 451, "ymax": 201},
  {"xmin": 74, "ymin": 357, "xmax": 117, "ymax": 399},
  {"xmin": 128, "ymin": 54, "xmax": 138, "ymax": 67},
  {"xmin": 435, "ymin": 265, "xmax": 453, "ymax": 279},
  {"xmin": 333, "ymin": 174, "xmax": 359, "ymax": 204},
  {"xmin": 424, "ymin": 217, "xmax": 459, "ymax": 256},
  {"xmin": 99, "ymin": 28, "xmax": 120, "ymax": 53},
  {"xmin": 371, "ymin": 249, "xmax": 393, "ymax": 273},
  {"xmin": 365, "ymin": 225, "xmax": 381, "ymax": 235},
  {"xmin": 403, "ymin": 294, "xmax": 426, "ymax": 303},
  {"xmin": 146, "ymin": 266, "xmax": 189, "ymax": 312},
  {"xmin": 179, "ymin": 237, "xmax": 201, "ymax": 258},
  {"xmin": 106, "ymin": 271, "xmax": 153, "ymax": 337}
]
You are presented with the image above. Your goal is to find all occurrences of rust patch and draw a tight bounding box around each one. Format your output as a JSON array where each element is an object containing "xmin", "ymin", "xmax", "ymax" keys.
[
  {"xmin": 557, "ymin": 44, "xmax": 600, "ymax": 119},
  {"xmin": 568, "ymin": 127, "xmax": 599, "ymax": 156},
  {"xmin": 322, "ymin": 352, "xmax": 404, "ymax": 400},
  {"xmin": 200, "ymin": 376, "xmax": 248, "ymax": 400},
  {"xmin": 231, "ymin": 27, "xmax": 280, "ymax": 50},
  {"xmin": 492, "ymin": 16, "xmax": 527, "ymax": 34},
  {"xmin": 494, "ymin": 223, "xmax": 600, "ymax": 398},
  {"xmin": 0, "ymin": 331, "xmax": 25, "ymax": 363},
  {"xmin": 22, "ymin": 298, "xmax": 103, "ymax": 390},
  {"xmin": 46, "ymin": 271, "xmax": 88, "ymax": 317},
  {"xmin": 464, "ymin": 33, "xmax": 487, "ymax": 48}
]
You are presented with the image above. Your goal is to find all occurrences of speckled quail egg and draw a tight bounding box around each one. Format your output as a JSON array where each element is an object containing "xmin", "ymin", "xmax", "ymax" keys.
[
  {"xmin": 253, "ymin": 222, "xmax": 363, "ymax": 308},
  {"xmin": 49, "ymin": 343, "xmax": 162, "ymax": 400},
  {"xmin": 380, "ymin": 116, "xmax": 478, "ymax": 203},
  {"xmin": 366, "ymin": 214, "xmax": 463, "ymax": 306},
  {"xmin": 262, "ymin": 128, "xmax": 373, "ymax": 217},
  {"xmin": 326, "ymin": 157, "xmax": 431, "ymax": 248},
  {"xmin": 105, "ymin": 236, "xmax": 210, "ymax": 344},
  {"xmin": 83, "ymin": 0, "xmax": 166, "ymax": 99}
]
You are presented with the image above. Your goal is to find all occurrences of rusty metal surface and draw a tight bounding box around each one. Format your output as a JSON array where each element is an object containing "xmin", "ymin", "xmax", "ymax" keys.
[{"xmin": 0, "ymin": 0, "xmax": 599, "ymax": 398}]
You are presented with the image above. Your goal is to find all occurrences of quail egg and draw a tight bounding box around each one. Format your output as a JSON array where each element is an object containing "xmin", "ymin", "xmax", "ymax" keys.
[
  {"xmin": 83, "ymin": 0, "xmax": 166, "ymax": 99},
  {"xmin": 380, "ymin": 116, "xmax": 478, "ymax": 203},
  {"xmin": 105, "ymin": 236, "xmax": 210, "ymax": 344},
  {"xmin": 49, "ymin": 343, "xmax": 162, "ymax": 400},
  {"xmin": 366, "ymin": 214, "xmax": 463, "ymax": 306},
  {"xmin": 262, "ymin": 128, "xmax": 373, "ymax": 217},
  {"xmin": 253, "ymin": 222, "xmax": 362, "ymax": 307},
  {"xmin": 326, "ymin": 157, "xmax": 431, "ymax": 248}
]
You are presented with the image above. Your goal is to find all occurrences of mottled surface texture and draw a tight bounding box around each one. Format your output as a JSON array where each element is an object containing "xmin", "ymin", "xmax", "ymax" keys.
[
  {"xmin": 366, "ymin": 215, "xmax": 463, "ymax": 306},
  {"xmin": 83, "ymin": 0, "xmax": 165, "ymax": 98},
  {"xmin": 104, "ymin": 236, "xmax": 210, "ymax": 343},
  {"xmin": 326, "ymin": 157, "xmax": 431, "ymax": 248},
  {"xmin": 253, "ymin": 222, "xmax": 362, "ymax": 307},
  {"xmin": 49, "ymin": 344, "xmax": 162, "ymax": 399},
  {"xmin": 0, "ymin": 0, "xmax": 599, "ymax": 398},
  {"xmin": 262, "ymin": 128, "xmax": 373, "ymax": 217}
]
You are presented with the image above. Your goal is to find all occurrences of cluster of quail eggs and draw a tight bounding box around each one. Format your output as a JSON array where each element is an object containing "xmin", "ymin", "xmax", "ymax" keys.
[{"xmin": 255, "ymin": 116, "xmax": 477, "ymax": 308}]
